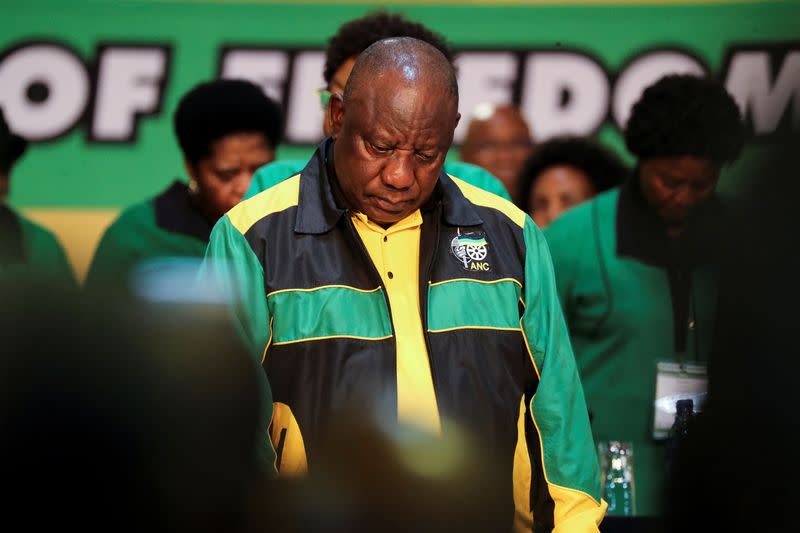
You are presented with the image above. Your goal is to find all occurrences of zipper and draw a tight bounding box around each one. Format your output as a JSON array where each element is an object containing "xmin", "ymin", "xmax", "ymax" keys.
[
  {"xmin": 343, "ymin": 210, "xmax": 397, "ymax": 342},
  {"xmin": 419, "ymin": 205, "xmax": 441, "ymax": 396}
]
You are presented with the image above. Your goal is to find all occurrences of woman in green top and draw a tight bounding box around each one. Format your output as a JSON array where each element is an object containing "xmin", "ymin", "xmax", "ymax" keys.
[
  {"xmin": 84, "ymin": 79, "xmax": 283, "ymax": 292},
  {"xmin": 544, "ymin": 75, "xmax": 745, "ymax": 518},
  {"xmin": 0, "ymin": 110, "xmax": 75, "ymax": 287}
]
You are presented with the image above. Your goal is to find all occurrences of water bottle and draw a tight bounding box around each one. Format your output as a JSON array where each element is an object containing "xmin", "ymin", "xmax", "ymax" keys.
[
  {"xmin": 670, "ymin": 399, "xmax": 694, "ymax": 441},
  {"xmin": 666, "ymin": 398, "xmax": 694, "ymax": 480},
  {"xmin": 598, "ymin": 440, "xmax": 635, "ymax": 516}
]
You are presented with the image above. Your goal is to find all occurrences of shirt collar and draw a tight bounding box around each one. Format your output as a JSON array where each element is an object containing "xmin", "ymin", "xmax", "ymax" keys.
[
  {"xmin": 352, "ymin": 209, "xmax": 423, "ymax": 235},
  {"xmin": 294, "ymin": 137, "xmax": 483, "ymax": 235}
]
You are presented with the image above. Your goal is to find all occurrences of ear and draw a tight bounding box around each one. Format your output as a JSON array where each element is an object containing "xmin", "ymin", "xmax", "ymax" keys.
[
  {"xmin": 322, "ymin": 104, "xmax": 334, "ymax": 137},
  {"xmin": 328, "ymin": 93, "xmax": 346, "ymax": 140},
  {"xmin": 454, "ymin": 111, "xmax": 461, "ymax": 130},
  {"xmin": 183, "ymin": 160, "xmax": 199, "ymax": 181}
]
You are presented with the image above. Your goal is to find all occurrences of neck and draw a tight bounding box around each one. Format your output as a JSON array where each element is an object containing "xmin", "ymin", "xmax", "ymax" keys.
[{"xmin": 187, "ymin": 189, "xmax": 219, "ymax": 226}]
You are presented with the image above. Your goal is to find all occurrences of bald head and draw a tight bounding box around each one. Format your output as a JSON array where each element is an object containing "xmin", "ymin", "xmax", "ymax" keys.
[
  {"xmin": 344, "ymin": 37, "xmax": 458, "ymax": 104},
  {"xmin": 328, "ymin": 37, "xmax": 461, "ymax": 226},
  {"xmin": 460, "ymin": 104, "xmax": 534, "ymax": 202}
]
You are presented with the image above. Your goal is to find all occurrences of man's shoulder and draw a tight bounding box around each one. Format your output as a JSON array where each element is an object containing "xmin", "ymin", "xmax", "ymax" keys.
[
  {"xmin": 245, "ymin": 159, "xmax": 307, "ymax": 200},
  {"xmin": 448, "ymin": 174, "xmax": 526, "ymax": 229},
  {"xmin": 444, "ymin": 161, "xmax": 511, "ymax": 201},
  {"xmin": 226, "ymin": 172, "xmax": 302, "ymax": 235}
]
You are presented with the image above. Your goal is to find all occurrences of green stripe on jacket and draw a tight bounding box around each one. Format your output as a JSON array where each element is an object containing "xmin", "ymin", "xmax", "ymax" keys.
[
  {"xmin": 268, "ymin": 286, "xmax": 393, "ymax": 344},
  {"xmin": 427, "ymin": 279, "xmax": 522, "ymax": 332}
]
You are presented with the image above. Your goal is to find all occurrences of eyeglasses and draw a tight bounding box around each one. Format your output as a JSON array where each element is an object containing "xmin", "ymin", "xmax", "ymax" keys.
[{"xmin": 315, "ymin": 87, "xmax": 332, "ymax": 110}]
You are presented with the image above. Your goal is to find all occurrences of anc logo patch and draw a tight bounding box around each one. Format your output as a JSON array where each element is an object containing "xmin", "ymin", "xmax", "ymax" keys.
[{"xmin": 450, "ymin": 230, "xmax": 491, "ymax": 272}]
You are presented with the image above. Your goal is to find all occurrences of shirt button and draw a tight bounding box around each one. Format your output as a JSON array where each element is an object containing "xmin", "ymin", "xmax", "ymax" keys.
[
  {"xmin": 688, "ymin": 319, "xmax": 696, "ymax": 330},
  {"xmin": 387, "ymin": 271, "xmax": 394, "ymax": 279},
  {"xmin": 383, "ymin": 236, "xmax": 388, "ymax": 242}
]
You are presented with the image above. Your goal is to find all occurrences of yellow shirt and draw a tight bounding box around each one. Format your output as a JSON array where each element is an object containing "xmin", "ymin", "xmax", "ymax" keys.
[{"xmin": 351, "ymin": 210, "xmax": 441, "ymax": 436}]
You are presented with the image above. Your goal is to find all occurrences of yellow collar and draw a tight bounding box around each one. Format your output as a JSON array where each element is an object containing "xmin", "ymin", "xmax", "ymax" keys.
[{"xmin": 351, "ymin": 209, "xmax": 423, "ymax": 235}]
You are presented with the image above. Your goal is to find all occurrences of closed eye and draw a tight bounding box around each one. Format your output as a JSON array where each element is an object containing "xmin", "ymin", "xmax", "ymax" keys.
[
  {"xmin": 660, "ymin": 176, "xmax": 681, "ymax": 189},
  {"xmin": 215, "ymin": 169, "xmax": 239, "ymax": 182},
  {"xmin": 369, "ymin": 141, "xmax": 392, "ymax": 154}
]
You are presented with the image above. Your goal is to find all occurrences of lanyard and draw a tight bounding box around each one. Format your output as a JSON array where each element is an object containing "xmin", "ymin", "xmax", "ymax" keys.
[{"xmin": 676, "ymin": 280, "xmax": 701, "ymax": 367}]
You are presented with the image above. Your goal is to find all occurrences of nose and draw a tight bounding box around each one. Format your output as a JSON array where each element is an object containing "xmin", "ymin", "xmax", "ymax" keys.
[
  {"xmin": 234, "ymin": 171, "xmax": 254, "ymax": 193},
  {"xmin": 381, "ymin": 153, "xmax": 414, "ymax": 191},
  {"xmin": 534, "ymin": 205, "xmax": 555, "ymax": 228},
  {"xmin": 673, "ymin": 185, "xmax": 692, "ymax": 207}
]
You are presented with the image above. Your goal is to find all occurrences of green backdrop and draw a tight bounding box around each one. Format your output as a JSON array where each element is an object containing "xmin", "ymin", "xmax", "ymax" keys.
[{"xmin": 2, "ymin": 0, "xmax": 798, "ymax": 210}]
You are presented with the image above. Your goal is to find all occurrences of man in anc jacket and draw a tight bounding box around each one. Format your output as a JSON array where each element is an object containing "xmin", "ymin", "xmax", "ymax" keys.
[{"xmin": 202, "ymin": 38, "xmax": 605, "ymax": 532}]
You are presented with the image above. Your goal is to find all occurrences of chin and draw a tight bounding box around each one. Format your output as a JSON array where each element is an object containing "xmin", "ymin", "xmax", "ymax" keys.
[
  {"xmin": 371, "ymin": 214, "xmax": 404, "ymax": 225},
  {"xmin": 661, "ymin": 214, "xmax": 689, "ymax": 227},
  {"xmin": 366, "ymin": 209, "xmax": 405, "ymax": 225}
]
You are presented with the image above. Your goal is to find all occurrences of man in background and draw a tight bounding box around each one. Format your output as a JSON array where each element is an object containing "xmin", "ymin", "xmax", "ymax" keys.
[{"xmin": 460, "ymin": 103, "xmax": 535, "ymax": 204}]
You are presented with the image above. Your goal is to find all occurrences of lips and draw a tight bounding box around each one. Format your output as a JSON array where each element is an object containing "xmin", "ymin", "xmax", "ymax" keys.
[
  {"xmin": 371, "ymin": 195, "xmax": 412, "ymax": 214},
  {"xmin": 661, "ymin": 206, "xmax": 689, "ymax": 221}
]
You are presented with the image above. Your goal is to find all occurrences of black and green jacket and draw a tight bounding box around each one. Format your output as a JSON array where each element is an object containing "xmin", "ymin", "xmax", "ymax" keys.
[
  {"xmin": 0, "ymin": 204, "xmax": 75, "ymax": 287},
  {"xmin": 84, "ymin": 181, "xmax": 211, "ymax": 292},
  {"xmin": 203, "ymin": 140, "xmax": 605, "ymax": 531}
]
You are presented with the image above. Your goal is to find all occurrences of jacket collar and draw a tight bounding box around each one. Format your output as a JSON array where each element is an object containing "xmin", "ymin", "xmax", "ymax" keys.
[
  {"xmin": 153, "ymin": 180, "xmax": 213, "ymax": 242},
  {"xmin": 294, "ymin": 137, "xmax": 482, "ymax": 235}
]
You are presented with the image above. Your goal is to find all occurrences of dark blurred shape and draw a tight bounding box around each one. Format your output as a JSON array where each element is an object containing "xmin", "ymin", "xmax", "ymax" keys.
[
  {"xmin": 667, "ymin": 134, "xmax": 800, "ymax": 532},
  {"xmin": 0, "ymin": 281, "xmax": 263, "ymax": 532},
  {"xmin": 1, "ymin": 278, "xmax": 512, "ymax": 532},
  {"xmin": 248, "ymin": 414, "xmax": 511, "ymax": 533}
]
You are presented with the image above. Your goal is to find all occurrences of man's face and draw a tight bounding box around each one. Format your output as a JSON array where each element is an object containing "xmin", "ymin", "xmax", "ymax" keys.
[
  {"xmin": 187, "ymin": 132, "xmax": 274, "ymax": 222},
  {"xmin": 330, "ymin": 73, "xmax": 460, "ymax": 225},
  {"xmin": 322, "ymin": 56, "xmax": 357, "ymax": 136},
  {"xmin": 639, "ymin": 156, "xmax": 720, "ymax": 226},
  {"xmin": 460, "ymin": 107, "xmax": 534, "ymax": 201}
]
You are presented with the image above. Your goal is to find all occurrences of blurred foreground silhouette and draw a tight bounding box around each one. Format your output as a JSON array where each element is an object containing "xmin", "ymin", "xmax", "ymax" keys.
[{"xmin": 1, "ymin": 274, "xmax": 509, "ymax": 532}]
